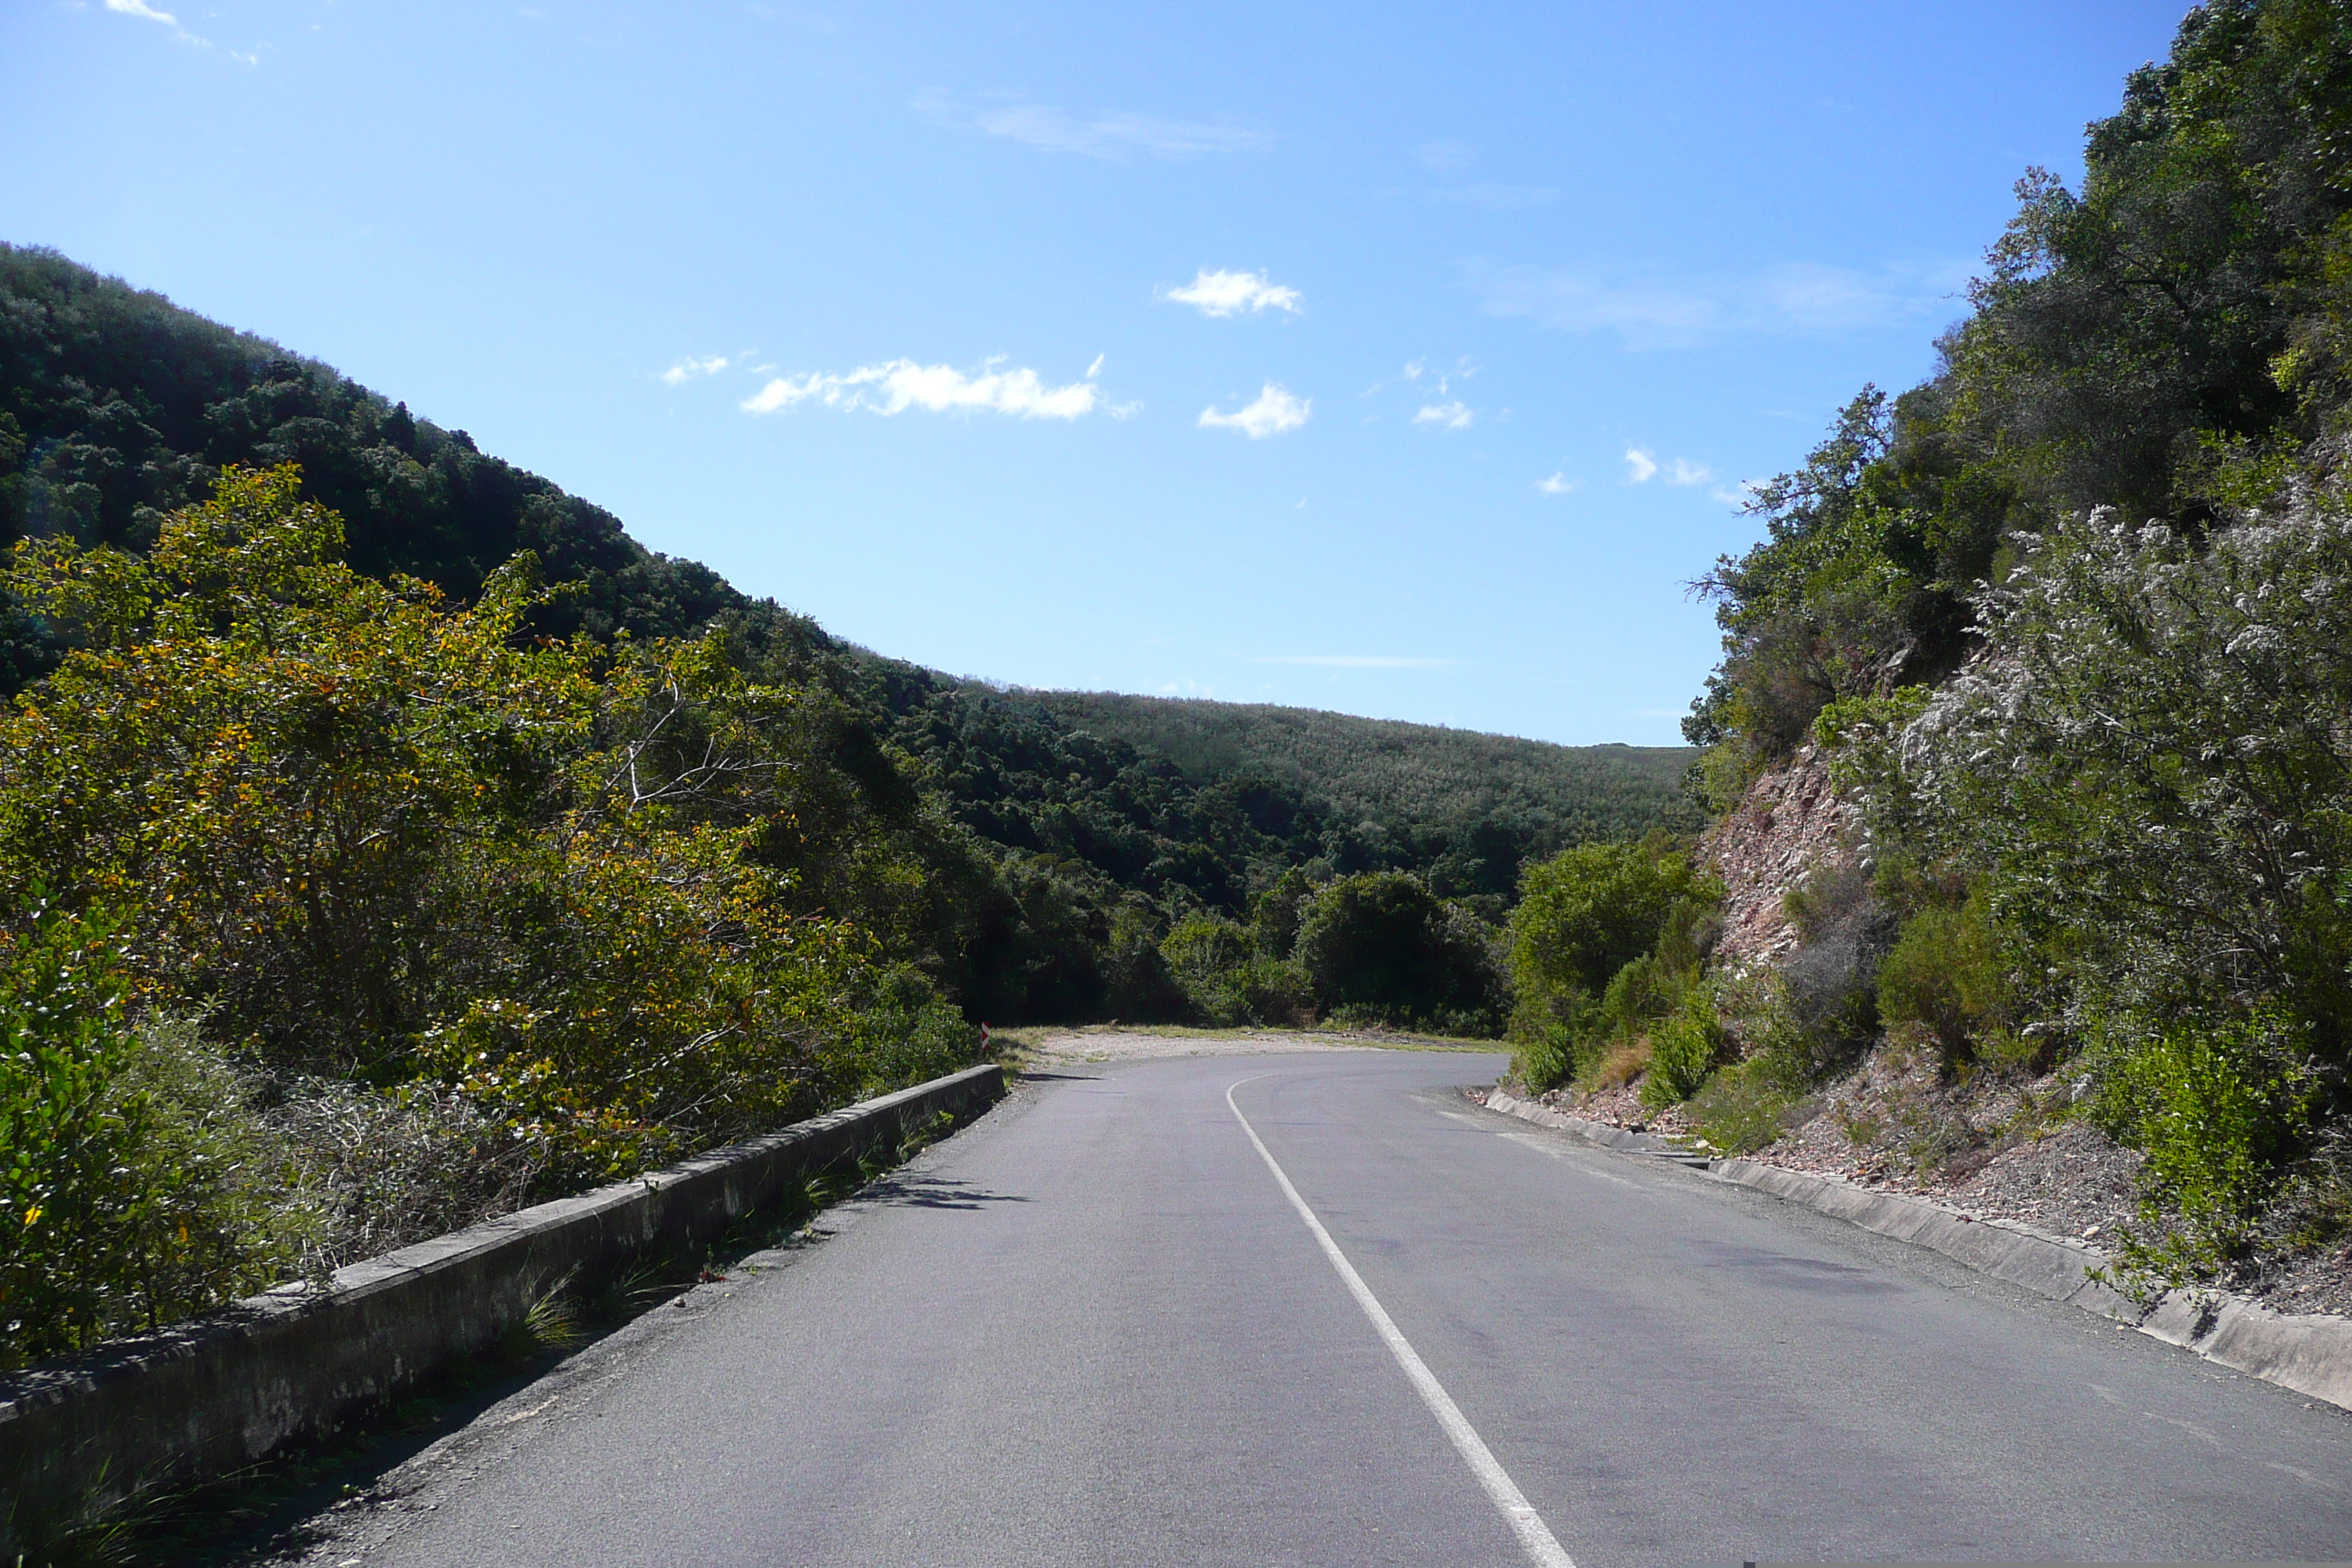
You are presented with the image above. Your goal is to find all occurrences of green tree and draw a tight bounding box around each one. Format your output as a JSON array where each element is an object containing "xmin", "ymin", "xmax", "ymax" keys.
[
  {"xmin": 1509, "ymin": 837, "xmax": 1703, "ymax": 1003},
  {"xmin": 1293, "ymin": 873, "xmax": 1501, "ymax": 1032}
]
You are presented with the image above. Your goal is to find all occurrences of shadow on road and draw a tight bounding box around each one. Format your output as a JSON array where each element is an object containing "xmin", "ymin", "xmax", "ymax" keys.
[
  {"xmin": 859, "ymin": 1174, "xmax": 1032, "ymax": 1211},
  {"xmin": 1689, "ymin": 1240, "xmax": 1907, "ymax": 1296}
]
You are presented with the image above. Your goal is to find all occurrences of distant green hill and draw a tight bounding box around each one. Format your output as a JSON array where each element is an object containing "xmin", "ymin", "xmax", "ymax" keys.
[{"xmin": 1029, "ymin": 691, "xmax": 1696, "ymax": 897}]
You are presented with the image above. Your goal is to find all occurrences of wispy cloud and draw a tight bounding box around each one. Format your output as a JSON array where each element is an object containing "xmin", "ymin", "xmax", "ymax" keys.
[
  {"xmin": 1413, "ymin": 401, "xmax": 1473, "ymax": 431},
  {"xmin": 105, "ymin": 0, "xmax": 246, "ymax": 54},
  {"xmin": 1621, "ymin": 448, "xmax": 1711, "ymax": 486},
  {"xmin": 1406, "ymin": 183, "xmax": 1560, "ymax": 209},
  {"xmin": 968, "ymin": 103, "xmax": 1270, "ymax": 159},
  {"xmin": 659, "ymin": 355, "xmax": 729, "ymax": 385},
  {"xmin": 1469, "ymin": 257, "xmax": 1969, "ymax": 350},
  {"xmin": 742, "ymin": 358, "xmax": 1100, "ymax": 420},
  {"xmin": 1253, "ymin": 655, "xmax": 1463, "ymax": 668},
  {"xmin": 1712, "ymin": 480, "xmax": 1765, "ymax": 507},
  {"xmin": 1537, "ymin": 472, "xmax": 1578, "ymax": 495},
  {"xmin": 1163, "ymin": 268, "xmax": 1301, "ymax": 318},
  {"xmin": 1199, "ymin": 383, "xmax": 1310, "ymax": 439}
]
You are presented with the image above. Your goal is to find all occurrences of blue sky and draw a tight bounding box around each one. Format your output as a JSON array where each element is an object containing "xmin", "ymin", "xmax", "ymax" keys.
[{"xmin": 4, "ymin": 0, "xmax": 2187, "ymax": 745}]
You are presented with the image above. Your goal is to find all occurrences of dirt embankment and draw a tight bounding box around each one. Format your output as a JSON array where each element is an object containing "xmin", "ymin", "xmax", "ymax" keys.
[{"xmin": 1698, "ymin": 745, "xmax": 1856, "ymax": 970}]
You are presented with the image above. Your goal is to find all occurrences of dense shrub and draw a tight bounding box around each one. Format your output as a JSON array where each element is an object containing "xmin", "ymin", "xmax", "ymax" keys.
[
  {"xmin": 1766, "ymin": 861, "xmax": 1898, "ymax": 1079},
  {"xmin": 1160, "ymin": 913, "xmax": 1313, "ymax": 1027},
  {"xmin": 2089, "ymin": 1009, "xmax": 2322, "ymax": 1294},
  {"xmin": 265, "ymin": 1074, "xmax": 539, "ymax": 1274},
  {"xmin": 0, "ymin": 907, "xmax": 301, "ymax": 1369},
  {"xmin": 1639, "ymin": 988, "xmax": 1730, "ymax": 1111},
  {"xmin": 1294, "ymin": 872, "xmax": 1503, "ymax": 1034},
  {"xmin": 1875, "ymin": 896, "xmax": 2013, "ymax": 1071},
  {"xmin": 1684, "ymin": 1056, "xmax": 1801, "ymax": 1155},
  {"xmin": 1509, "ymin": 837, "xmax": 1702, "ymax": 1001},
  {"xmin": 1505, "ymin": 837, "xmax": 1715, "ymax": 1088}
]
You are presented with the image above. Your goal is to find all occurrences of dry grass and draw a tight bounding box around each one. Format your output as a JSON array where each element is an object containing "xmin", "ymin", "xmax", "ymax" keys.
[{"xmin": 1585, "ymin": 1039, "xmax": 1653, "ymax": 1090}]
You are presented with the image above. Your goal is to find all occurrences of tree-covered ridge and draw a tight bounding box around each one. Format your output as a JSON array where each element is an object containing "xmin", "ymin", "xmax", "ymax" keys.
[
  {"xmin": 1667, "ymin": 0, "xmax": 2352, "ymax": 1297},
  {"xmin": 0, "ymin": 244, "xmax": 753, "ymax": 674},
  {"xmin": 1028, "ymin": 690, "xmax": 1697, "ymax": 903}
]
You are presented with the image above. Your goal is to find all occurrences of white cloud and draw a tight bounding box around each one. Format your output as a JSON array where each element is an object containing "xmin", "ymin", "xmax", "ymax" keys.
[
  {"xmin": 659, "ymin": 355, "xmax": 729, "ymax": 385},
  {"xmin": 1163, "ymin": 268, "xmax": 1301, "ymax": 318},
  {"xmin": 1712, "ymin": 479, "xmax": 1766, "ymax": 507},
  {"xmin": 105, "ymin": 0, "xmax": 176, "ymax": 21},
  {"xmin": 1624, "ymin": 447, "xmax": 1659, "ymax": 483},
  {"xmin": 742, "ymin": 358, "xmax": 1098, "ymax": 420},
  {"xmin": 1414, "ymin": 139, "xmax": 1476, "ymax": 173},
  {"xmin": 1253, "ymin": 655, "xmax": 1462, "ymax": 668},
  {"xmin": 1665, "ymin": 458, "xmax": 1710, "ymax": 486},
  {"xmin": 1537, "ymin": 472, "xmax": 1578, "ymax": 495},
  {"xmin": 1413, "ymin": 401, "xmax": 1473, "ymax": 431},
  {"xmin": 1403, "ymin": 358, "xmax": 1426, "ymax": 380},
  {"xmin": 1086, "ymin": 353, "xmax": 1104, "ymax": 378},
  {"xmin": 1469, "ymin": 257, "xmax": 1971, "ymax": 350},
  {"xmin": 973, "ymin": 105, "xmax": 1270, "ymax": 159},
  {"xmin": 1199, "ymin": 383, "xmax": 1310, "ymax": 439}
]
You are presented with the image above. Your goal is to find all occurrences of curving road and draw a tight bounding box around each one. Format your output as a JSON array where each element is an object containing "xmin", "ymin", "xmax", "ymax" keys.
[{"xmin": 341, "ymin": 1048, "xmax": 2352, "ymax": 1567}]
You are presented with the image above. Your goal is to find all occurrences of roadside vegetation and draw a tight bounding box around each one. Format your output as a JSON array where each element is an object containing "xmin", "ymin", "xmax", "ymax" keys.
[
  {"xmin": 0, "ymin": 467, "xmax": 975, "ymax": 1366},
  {"xmin": 1507, "ymin": 0, "xmax": 2352, "ymax": 1304}
]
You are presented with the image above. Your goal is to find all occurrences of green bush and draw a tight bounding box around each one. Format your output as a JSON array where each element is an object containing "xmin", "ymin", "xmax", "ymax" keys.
[
  {"xmin": 1160, "ymin": 913, "xmax": 1313, "ymax": 1026},
  {"xmin": 1504, "ymin": 837, "xmax": 1716, "ymax": 1083},
  {"xmin": 1640, "ymin": 988, "xmax": 1729, "ymax": 1110},
  {"xmin": 1509, "ymin": 837, "xmax": 1705, "ymax": 1002},
  {"xmin": 1875, "ymin": 895, "xmax": 2011, "ymax": 1071},
  {"xmin": 2089, "ymin": 1008, "xmax": 2320, "ymax": 1292},
  {"xmin": 1508, "ymin": 1017, "xmax": 1577, "ymax": 1093},
  {"xmin": 1684, "ymin": 1056, "xmax": 1798, "ymax": 1155},
  {"xmin": 0, "ymin": 906, "xmax": 301, "ymax": 1369},
  {"xmin": 1599, "ymin": 954, "xmax": 1682, "ymax": 1041}
]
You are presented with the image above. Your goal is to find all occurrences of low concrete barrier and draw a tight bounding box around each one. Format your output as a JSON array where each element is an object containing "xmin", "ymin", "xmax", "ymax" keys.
[
  {"xmin": 1479, "ymin": 1086, "xmax": 2352, "ymax": 1413},
  {"xmin": 0, "ymin": 1063, "xmax": 1006, "ymax": 1546}
]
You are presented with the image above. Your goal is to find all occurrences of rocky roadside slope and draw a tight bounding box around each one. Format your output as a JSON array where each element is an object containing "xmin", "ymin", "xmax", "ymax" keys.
[{"xmin": 1509, "ymin": 749, "xmax": 2352, "ymax": 1319}]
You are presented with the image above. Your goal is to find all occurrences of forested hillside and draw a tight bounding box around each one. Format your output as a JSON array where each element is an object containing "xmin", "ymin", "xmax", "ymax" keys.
[
  {"xmin": 1029, "ymin": 692, "xmax": 1693, "ymax": 903},
  {"xmin": 1520, "ymin": 0, "xmax": 2352, "ymax": 1303}
]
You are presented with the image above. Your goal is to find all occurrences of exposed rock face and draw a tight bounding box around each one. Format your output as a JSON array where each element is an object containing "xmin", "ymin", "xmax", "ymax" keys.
[{"xmin": 1696, "ymin": 746, "xmax": 1858, "ymax": 969}]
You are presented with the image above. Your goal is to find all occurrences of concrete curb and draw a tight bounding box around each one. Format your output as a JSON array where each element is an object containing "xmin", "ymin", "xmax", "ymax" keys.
[
  {"xmin": 0, "ymin": 1062, "xmax": 1006, "ymax": 1547},
  {"xmin": 1480, "ymin": 1087, "xmax": 2352, "ymax": 1413}
]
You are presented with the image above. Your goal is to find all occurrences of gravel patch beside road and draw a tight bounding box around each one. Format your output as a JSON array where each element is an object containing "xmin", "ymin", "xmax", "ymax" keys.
[{"xmin": 1015, "ymin": 1027, "xmax": 1477, "ymax": 1066}]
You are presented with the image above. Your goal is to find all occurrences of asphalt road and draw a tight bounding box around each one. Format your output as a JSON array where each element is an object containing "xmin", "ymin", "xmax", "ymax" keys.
[{"xmin": 347, "ymin": 1049, "xmax": 2352, "ymax": 1567}]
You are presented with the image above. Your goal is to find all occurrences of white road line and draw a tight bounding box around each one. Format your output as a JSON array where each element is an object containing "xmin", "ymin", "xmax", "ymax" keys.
[{"xmin": 1226, "ymin": 1077, "xmax": 1577, "ymax": 1568}]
